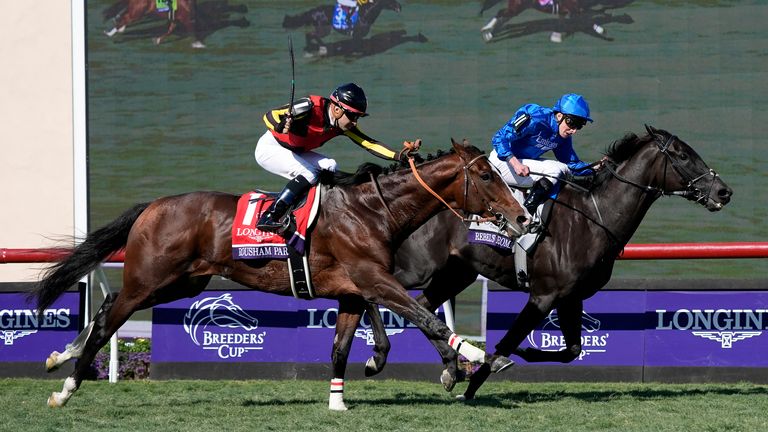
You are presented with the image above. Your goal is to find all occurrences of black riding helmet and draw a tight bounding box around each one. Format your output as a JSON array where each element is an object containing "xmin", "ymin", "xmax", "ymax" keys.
[{"xmin": 330, "ymin": 83, "xmax": 368, "ymax": 116}]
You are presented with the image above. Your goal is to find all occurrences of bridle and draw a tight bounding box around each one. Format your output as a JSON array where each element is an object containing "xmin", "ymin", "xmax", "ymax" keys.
[
  {"xmin": 407, "ymin": 153, "xmax": 511, "ymax": 230},
  {"xmin": 603, "ymin": 132, "xmax": 720, "ymax": 206}
]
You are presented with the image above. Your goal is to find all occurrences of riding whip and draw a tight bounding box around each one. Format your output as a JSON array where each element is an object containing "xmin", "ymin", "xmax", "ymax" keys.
[{"xmin": 288, "ymin": 35, "xmax": 295, "ymax": 117}]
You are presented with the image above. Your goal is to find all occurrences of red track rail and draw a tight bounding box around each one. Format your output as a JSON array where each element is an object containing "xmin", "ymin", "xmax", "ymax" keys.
[{"xmin": 2, "ymin": 243, "xmax": 767, "ymax": 264}]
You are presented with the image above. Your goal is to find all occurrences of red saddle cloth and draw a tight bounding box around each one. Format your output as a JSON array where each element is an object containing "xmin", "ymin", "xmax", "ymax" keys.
[{"xmin": 231, "ymin": 186, "xmax": 320, "ymax": 260}]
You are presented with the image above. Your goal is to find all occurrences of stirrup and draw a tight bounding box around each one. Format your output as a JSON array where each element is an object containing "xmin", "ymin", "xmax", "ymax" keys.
[{"xmin": 256, "ymin": 215, "xmax": 289, "ymax": 233}]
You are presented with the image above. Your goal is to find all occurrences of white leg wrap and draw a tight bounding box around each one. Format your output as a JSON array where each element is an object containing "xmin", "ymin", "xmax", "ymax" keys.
[
  {"xmin": 449, "ymin": 333, "xmax": 485, "ymax": 363},
  {"xmin": 328, "ymin": 379, "xmax": 348, "ymax": 411}
]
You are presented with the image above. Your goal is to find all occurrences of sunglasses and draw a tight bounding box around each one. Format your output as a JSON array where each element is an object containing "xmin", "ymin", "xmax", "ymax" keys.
[
  {"xmin": 343, "ymin": 109, "xmax": 362, "ymax": 122},
  {"xmin": 563, "ymin": 114, "xmax": 586, "ymax": 130}
]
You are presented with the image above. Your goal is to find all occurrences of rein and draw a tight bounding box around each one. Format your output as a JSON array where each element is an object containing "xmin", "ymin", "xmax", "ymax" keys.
[
  {"xmin": 369, "ymin": 172, "xmax": 396, "ymax": 222},
  {"xmin": 407, "ymin": 155, "xmax": 499, "ymax": 224}
]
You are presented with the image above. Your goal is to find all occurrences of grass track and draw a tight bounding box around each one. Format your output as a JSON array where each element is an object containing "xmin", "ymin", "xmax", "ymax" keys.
[{"xmin": 5, "ymin": 378, "xmax": 767, "ymax": 431}]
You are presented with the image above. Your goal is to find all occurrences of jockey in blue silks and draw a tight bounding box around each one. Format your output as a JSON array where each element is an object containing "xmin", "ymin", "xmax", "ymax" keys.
[
  {"xmin": 333, "ymin": 0, "xmax": 361, "ymax": 33},
  {"xmin": 488, "ymin": 93, "xmax": 596, "ymax": 216}
]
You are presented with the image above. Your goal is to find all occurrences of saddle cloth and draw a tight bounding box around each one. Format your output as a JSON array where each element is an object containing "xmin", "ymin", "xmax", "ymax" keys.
[{"xmin": 231, "ymin": 186, "xmax": 320, "ymax": 260}]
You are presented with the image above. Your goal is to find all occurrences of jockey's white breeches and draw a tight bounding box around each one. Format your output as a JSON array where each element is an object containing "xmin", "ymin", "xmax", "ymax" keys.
[
  {"xmin": 489, "ymin": 150, "xmax": 569, "ymax": 188},
  {"xmin": 254, "ymin": 131, "xmax": 337, "ymax": 184}
]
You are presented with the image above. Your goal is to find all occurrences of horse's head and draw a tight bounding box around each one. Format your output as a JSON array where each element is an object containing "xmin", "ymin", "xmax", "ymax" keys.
[
  {"xmin": 449, "ymin": 138, "xmax": 528, "ymax": 236},
  {"xmin": 642, "ymin": 125, "xmax": 732, "ymax": 211},
  {"xmin": 601, "ymin": 126, "xmax": 732, "ymax": 212}
]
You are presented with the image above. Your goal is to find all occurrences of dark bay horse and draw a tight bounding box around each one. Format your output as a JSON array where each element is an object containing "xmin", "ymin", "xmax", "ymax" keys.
[
  {"xmin": 103, "ymin": 0, "xmax": 205, "ymax": 48},
  {"xmin": 480, "ymin": 0, "xmax": 608, "ymax": 43},
  {"xmin": 282, "ymin": 0, "xmax": 402, "ymax": 55},
  {"xmin": 331, "ymin": 126, "xmax": 732, "ymax": 401},
  {"xmin": 31, "ymin": 140, "xmax": 527, "ymax": 410}
]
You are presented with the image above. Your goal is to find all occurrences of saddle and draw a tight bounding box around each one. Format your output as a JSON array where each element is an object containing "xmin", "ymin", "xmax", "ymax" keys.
[{"xmin": 231, "ymin": 188, "xmax": 321, "ymax": 299}]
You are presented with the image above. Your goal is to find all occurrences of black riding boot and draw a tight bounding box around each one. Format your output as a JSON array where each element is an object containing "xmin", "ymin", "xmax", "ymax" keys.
[
  {"xmin": 523, "ymin": 178, "xmax": 554, "ymax": 215},
  {"xmin": 257, "ymin": 175, "xmax": 312, "ymax": 232}
]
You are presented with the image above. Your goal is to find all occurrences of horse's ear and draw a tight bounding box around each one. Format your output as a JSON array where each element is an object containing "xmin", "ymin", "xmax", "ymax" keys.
[
  {"xmin": 451, "ymin": 138, "xmax": 466, "ymax": 155},
  {"xmin": 462, "ymin": 138, "xmax": 470, "ymax": 146},
  {"xmin": 645, "ymin": 124, "xmax": 656, "ymax": 136}
]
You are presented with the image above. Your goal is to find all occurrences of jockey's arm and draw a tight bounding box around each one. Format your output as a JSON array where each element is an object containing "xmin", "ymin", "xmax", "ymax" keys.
[
  {"xmin": 343, "ymin": 127, "xmax": 400, "ymax": 160},
  {"xmin": 263, "ymin": 97, "xmax": 313, "ymax": 134}
]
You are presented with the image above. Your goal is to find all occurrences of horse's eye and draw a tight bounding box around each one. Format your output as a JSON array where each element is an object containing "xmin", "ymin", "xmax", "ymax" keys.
[
  {"xmin": 679, "ymin": 152, "xmax": 688, "ymax": 161},
  {"xmin": 480, "ymin": 173, "xmax": 491, "ymax": 181}
]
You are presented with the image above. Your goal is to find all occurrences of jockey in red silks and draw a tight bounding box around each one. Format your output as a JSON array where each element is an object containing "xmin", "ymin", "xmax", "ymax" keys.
[{"xmin": 255, "ymin": 82, "xmax": 421, "ymax": 232}]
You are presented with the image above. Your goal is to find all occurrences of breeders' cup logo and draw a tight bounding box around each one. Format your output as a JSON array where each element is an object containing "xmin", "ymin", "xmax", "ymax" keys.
[
  {"xmin": 308, "ymin": 307, "xmax": 408, "ymax": 345},
  {"xmin": 656, "ymin": 309, "xmax": 766, "ymax": 349},
  {"xmin": 183, "ymin": 294, "xmax": 267, "ymax": 359},
  {"xmin": 525, "ymin": 310, "xmax": 609, "ymax": 360}
]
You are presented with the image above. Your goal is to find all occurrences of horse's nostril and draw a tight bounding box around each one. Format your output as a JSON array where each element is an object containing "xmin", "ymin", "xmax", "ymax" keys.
[
  {"xmin": 718, "ymin": 188, "xmax": 732, "ymax": 202},
  {"xmin": 516, "ymin": 215, "xmax": 528, "ymax": 226}
]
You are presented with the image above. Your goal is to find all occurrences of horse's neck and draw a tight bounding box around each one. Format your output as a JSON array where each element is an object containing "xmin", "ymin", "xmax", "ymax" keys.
[
  {"xmin": 376, "ymin": 165, "xmax": 458, "ymax": 237},
  {"xmin": 360, "ymin": 1, "xmax": 385, "ymax": 22},
  {"xmin": 562, "ymin": 165, "xmax": 660, "ymax": 247}
]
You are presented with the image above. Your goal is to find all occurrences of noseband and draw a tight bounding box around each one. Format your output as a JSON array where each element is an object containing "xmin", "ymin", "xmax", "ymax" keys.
[{"xmin": 604, "ymin": 133, "xmax": 720, "ymax": 206}]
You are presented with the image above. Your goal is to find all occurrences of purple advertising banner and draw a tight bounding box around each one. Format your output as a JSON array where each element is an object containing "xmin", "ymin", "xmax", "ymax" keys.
[
  {"xmin": 152, "ymin": 291, "xmax": 444, "ymax": 364},
  {"xmin": 486, "ymin": 290, "xmax": 646, "ymax": 366},
  {"xmin": 646, "ymin": 291, "xmax": 768, "ymax": 367},
  {"xmin": 0, "ymin": 292, "xmax": 80, "ymax": 362}
]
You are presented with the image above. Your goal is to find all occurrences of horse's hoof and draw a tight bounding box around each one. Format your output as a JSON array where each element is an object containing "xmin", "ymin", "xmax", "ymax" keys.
[
  {"xmin": 317, "ymin": 46, "xmax": 328, "ymax": 56},
  {"xmin": 364, "ymin": 357, "xmax": 379, "ymax": 377},
  {"xmin": 481, "ymin": 30, "xmax": 493, "ymax": 43},
  {"xmin": 440, "ymin": 369, "xmax": 456, "ymax": 392},
  {"xmin": 328, "ymin": 394, "xmax": 347, "ymax": 411},
  {"xmin": 456, "ymin": 394, "xmax": 473, "ymax": 402},
  {"xmin": 154, "ymin": 37, "xmax": 163, "ymax": 45},
  {"xmin": 550, "ymin": 32, "xmax": 563, "ymax": 43},
  {"xmin": 191, "ymin": 41, "xmax": 206, "ymax": 49},
  {"xmin": 488, "ymin": 355, "xmax": 515, "ymax": 373},
  {"xmin": 593, "ymin": 24, "xmax": 605, "ymax": 35},
  {"xmin": 47, "ymin": 392, "xmax": 64, "ymax": 408},
  {"xmin": 46, "ymin": 351, "xmax": 60, "ymax": 372}
]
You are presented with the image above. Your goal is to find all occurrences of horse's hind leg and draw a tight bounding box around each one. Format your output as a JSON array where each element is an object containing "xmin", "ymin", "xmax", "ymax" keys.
[
  {"xmin": 45, "ymin": 293, "xmax": 118, "ymax": 372},
  {"xmin": 481, "ymin": 0, "xmax": 524, "ymax": 42},
  {"xmin": 47, "ymin": 290, "xmax": 142, "ymax": 407}
]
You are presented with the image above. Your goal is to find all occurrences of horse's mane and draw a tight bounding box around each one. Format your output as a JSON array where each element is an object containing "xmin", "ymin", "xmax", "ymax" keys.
[
  {"xmin": 319, "ymin": 149, "xmax": 454, "ymax": 187},
  {"xmin": 590, "ymin": 130, "xmax": 659, "ymax": 187}
]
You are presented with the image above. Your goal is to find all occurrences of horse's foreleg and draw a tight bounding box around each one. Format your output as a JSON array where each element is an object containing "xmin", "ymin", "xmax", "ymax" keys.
[
  {"xmin": 515, "ymin": 299, "xmax": 583, "ymax": 363},
  {"xmin": 363, "ymin": 278, "xmax": 508, "ymax": 392},
  {"xmin": 329, "ymin": 298, "xmax": 366, "ymax": 411},
  {"xmin": 363, "ymin": 302, "xmax": 390, "ymax": 377},
  {"xmin": 155, "ymin": 20, "xmax": 177, "ymax": 45},
  {"xmin": 458, "ymin": 295, "xmax": 553, "ymax": 402}
]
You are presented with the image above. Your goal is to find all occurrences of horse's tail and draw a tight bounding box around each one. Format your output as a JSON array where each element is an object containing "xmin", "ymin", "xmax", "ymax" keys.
[
  {"xmin": 103, "ymin": 0, "xmax": 129, "ymax": 21},
  {"xmin": 29, "ymin": 202, "xmax": 150, "ymax": 313}
]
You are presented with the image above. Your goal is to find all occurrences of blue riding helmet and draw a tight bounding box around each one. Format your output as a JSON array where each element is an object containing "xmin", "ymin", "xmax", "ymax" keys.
[{"xmin": 552, "ymin": 93, "xmax": 593, "ymax": 122}]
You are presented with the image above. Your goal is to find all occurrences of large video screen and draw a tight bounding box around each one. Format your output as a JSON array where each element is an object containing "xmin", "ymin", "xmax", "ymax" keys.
[{"xmin": 86, "ymin": 0, "xmax": 766, "ymax": 279}]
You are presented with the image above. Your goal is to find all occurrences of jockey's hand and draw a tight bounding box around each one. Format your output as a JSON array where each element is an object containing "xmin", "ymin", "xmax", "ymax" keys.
[
  {"xmin": 281, "ymin": 116, "xmax": 293, "ymax": 134},
  {"xmin": 592, "ymin": 156, "xmax": 610, "ymax": 171},
  {"xmin": 510, "ymin": 158, "xmax": 530, "ymax": 177},
  {"xmin": 398, "ymin": 139, "xmax": 422, "ymax": 161}
]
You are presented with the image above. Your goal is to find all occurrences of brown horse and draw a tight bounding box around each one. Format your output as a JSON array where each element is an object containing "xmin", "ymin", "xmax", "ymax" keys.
[
  {"xmin": 480, "ymin": 0, "xmax": 607, "ymax": 43},
  {"xmin": 103, "ymin": 0, "xmax": 205, "ymax": 48},
  {"xmin": 31, "ymin": 140, "xmax": 527, "ymax": 410},
  {"xmin": 330, "ymin": 126, "xmax": 732, "ymax": 402}
]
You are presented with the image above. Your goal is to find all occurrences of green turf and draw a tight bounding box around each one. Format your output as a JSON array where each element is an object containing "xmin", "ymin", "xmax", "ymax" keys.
[{"xmin": 5, "ymin": 378, "xmax": 767, "ymax": 431}]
